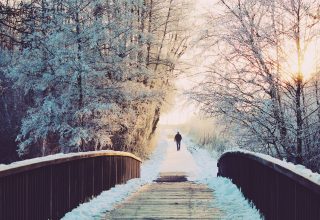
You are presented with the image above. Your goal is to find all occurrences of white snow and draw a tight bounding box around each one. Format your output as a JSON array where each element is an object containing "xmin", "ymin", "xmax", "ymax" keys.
[
  {"xmin": 62, "ymin": 130, "xmax": 170, "ymax": 220},
  {"xmin": 158, "ymin": 138, "xmax": 199, "ymax": 179},
  {"xmin": 187, "ymin": 142, "xmax": 263, "ymax": 220},
  {"xmin": 226, "ymin": 149, "xmax": 320, "ymax": 185},
  {"xmin": 63, "ymin": 129, "xmax": 263, "ymax": 219},
  {"xmin": 0, "ymin": 150, "xmax": 140, "ymax": 172}
]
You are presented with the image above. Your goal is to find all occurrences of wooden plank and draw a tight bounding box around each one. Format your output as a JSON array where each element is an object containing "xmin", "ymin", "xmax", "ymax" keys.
[{"xmin": 105, "ymin": 173, "xmax": 222, "ymax": 219}]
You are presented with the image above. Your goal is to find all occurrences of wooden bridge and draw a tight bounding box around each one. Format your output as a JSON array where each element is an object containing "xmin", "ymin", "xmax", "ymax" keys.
[
  {"xmin": 1, "ymin": 150, "xmax": 320, "ymax": 219},
  {"xmin": 0, "ymin": 151, "xmax": 141, "ymax": 220},
  {"xmin": 106, "ymin": 172, "xmax": 221, "ymax": 219}
]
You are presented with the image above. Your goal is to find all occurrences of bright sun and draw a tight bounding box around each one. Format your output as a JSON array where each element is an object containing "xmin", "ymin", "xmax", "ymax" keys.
[{"xmin": 284, "ymin": 41, "xmax": 319, "ymax": 81}]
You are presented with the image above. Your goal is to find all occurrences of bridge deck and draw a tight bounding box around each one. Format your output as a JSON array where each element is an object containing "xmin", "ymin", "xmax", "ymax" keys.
[{"xmin": 105, "ymin": 172, "xmax": 221, "ymax": 219}]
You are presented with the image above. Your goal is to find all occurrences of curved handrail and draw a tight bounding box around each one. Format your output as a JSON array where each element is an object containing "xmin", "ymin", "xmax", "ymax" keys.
[
  {"xmin": 0, "ymin": 150, "xmax": 141, "ymax": 220},
  {"xmin": 0, "ymin": 150, "xmax": 141, "ymax": 177},
  {"xmin": 219, "ymin": 151, "xmax": 320, "ymax": 194},
  {"xmin": 218, "ymin": 151, "xmax": 320, "ymax": 219}
]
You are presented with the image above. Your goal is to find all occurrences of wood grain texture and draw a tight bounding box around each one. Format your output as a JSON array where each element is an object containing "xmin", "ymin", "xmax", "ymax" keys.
[{"xmin": 105, "ymin": 173, "xmax": 222, "ymax": 219}]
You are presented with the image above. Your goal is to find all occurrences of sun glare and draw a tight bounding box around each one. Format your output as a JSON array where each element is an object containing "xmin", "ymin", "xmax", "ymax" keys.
[{"xmin": 284, "ymin": 42, "xmax": 319, "ymax": 81}]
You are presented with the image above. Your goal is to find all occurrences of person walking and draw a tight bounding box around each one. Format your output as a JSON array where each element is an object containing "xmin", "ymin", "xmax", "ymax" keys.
[{"xmin": 174, "ymin": 132, "xmax": 182, "ymax": 151}]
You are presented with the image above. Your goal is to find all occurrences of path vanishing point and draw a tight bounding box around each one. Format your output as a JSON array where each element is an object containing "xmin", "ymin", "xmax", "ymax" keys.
[{"xmin": 104, "ymin": 131, "xmax": 223, "ymax": 219}]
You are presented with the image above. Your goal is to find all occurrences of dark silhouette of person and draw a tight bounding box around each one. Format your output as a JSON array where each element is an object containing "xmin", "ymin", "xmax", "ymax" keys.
[{"xmin": 174, "ymin": 132, "xmax": 182, "ymax": 151}]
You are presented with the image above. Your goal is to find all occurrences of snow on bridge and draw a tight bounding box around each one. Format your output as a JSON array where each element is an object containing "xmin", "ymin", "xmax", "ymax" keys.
[{"xmin": 63, "ymin": 129, "xmax": 262, "ymax": 219}]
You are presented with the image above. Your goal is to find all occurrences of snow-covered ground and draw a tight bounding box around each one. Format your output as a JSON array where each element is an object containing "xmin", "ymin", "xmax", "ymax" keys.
[
  {"xmin": 62, "ymin": 128, "xmax": 262, "ymax": 219},
  {"xmin": 158, "ymin": 137, "xmax": 199, "ymax": 179},
  {"xmin": 62, "ymin": 130, "xmax": 169, "ymax": 219},
  {"xmin": 187, "ymin": 143, "xmax": 263, "ymax": 219}
]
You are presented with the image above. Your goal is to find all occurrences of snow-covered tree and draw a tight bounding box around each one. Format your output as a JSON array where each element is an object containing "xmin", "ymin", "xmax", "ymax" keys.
[
  {"xmin": 191, "ymin": 0, "xmax": 320, "ymax": 170},
  {"xmin": 1, "ymin": 0, "xmax": 191, "ymax": 160}
]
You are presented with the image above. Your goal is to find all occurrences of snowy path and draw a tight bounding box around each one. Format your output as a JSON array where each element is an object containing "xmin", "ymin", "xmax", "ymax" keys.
[
  {"xmin": 158, "ymin": 138, "xmax": 199, "ymax": 179},
  {"xmin": 105, "ymin": 133, "xmax": 222, "ymax": 219},
  {"xmin": 63, "ymin": 129, "xmax": 262, "ymax": 219}
]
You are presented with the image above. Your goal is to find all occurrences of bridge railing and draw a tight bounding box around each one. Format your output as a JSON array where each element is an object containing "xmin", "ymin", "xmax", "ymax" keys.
[
  {"xmin": 0, "ymin": 151, "xmax": 141, "ymax": 220},
  {"xmin": 218, "ymin": 151, "xmax": 320, "ymax": 220}
]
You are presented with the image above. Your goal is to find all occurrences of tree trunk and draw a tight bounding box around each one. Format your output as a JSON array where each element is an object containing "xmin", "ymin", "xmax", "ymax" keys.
[
  {"xmin": 316, "ymin": 80, "xmax": 320, "ymax": 122},
  {"xmin": 295, "ymin": 3, "xmax": 303, "ymax": 165},
  {"xmin": 295, "ymin": 76, "xmax": 303, "ymax": 164},
  {"xmin": 75, "ymin": 10, "xmax": 83, "ymax": 110},
  {"xmin": 75, "ymin": 6, "xmax": 84, "ymax": 151},
  {"xmin": 154, "ymin": 0, "xmax": 173, "ymax": 72},
  {"xmin": 146, "ymin": 0, "xmax": 153, "ymax": 66},
  {"xmin": 302, "ymin": 88, "xmax": 311, "ymax": 152}
]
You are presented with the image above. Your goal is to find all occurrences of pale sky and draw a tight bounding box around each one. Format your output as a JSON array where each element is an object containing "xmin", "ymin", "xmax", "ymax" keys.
[{"xmin": 159, "ymin": 0, "xmax": 215, "ymax": 125}]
